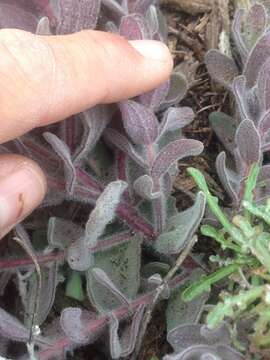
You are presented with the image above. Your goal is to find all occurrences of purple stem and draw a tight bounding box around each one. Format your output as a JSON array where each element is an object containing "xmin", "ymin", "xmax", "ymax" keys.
[{"xmin": 36, "ymin": 273, "xmax": 188, "ymax": 360}]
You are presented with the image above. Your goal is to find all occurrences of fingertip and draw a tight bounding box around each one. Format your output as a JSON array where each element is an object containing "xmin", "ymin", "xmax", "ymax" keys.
[{"xmin": 0, "ymin": 154, "xmax": 47, "ymax": 238}]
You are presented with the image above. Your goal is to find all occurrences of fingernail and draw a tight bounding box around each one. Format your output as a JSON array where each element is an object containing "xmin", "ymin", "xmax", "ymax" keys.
[
  {"xmin": 0, "ymin": 164, "xmax": 46, "ymax": 233},
  {"xmin": 129, "ymin": 40, "xmax": 172, "ymax": 62}
]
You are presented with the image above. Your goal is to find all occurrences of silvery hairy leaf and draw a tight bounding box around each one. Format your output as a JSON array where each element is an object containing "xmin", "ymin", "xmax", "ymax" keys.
[
  {"xmin": 209, "ymin": 112, "xmax": 237, "ymax": 153},
  {"xmin": 56, "ymin": 0, "xmax": 100, "ymax": 34},
  {"xmin": 0, "ymin": 3, "xmax": 37, "ymax": 31},
  {"xmin": 163, "ymin": 344, "xmax": 244, "ymax": 360},
  {"xmin": 109, "ymin": 304, "xmax": 145, "ymax": 358},
  {"xmin": 146, "ymin": 5, "xmax": 168, "ymax": 41},
  {"xmin": 131, "ymin": 0, "xmax": 156, "ymax": 14},
  {"xmin": 73, "ymin": 105, "xmax": 111, "ymax": 164},
  {"xmin": 86, "ymin": 234, "xmax": 141, "ymax": 313},
  {"xmin": 244, "ymin": 31, "xmax": 270, "ymax": 88},
  {"xmin": 133, "ymin": 174, "xmax": 161, "ymax": 199},
  {"xmin": 60, "ymin": 307, "xmax": 104, "ymax": 344},
  {"xmin": 216, "ymin": 152, "xmax": 239, "ymax": 205},
  {"xmin": 158, "ymin": 107, "xmax": 195, "ymax": 140},
  {"xmin": 0, "ymin": 307, "xmax": 47, "ymax": 346},
  {"xmin": 235, "ymin": 120, "xmax": 261, "ymax": 165},
  {"xmin": 104, "ymin": 128, "xmax": 147, "ymax": 168},
  {"xmin": 101, "ymin": 0, "xmax": 126, "ymax": 17},
  {"xmin": 92, "ymin": 268, "xmax": 130, "ymax": 307},
  {"xmin": 139, "ymin": 81, "xmax": 170, "ymax": 111},
  {"xmin": 36, "ymin": 16, "xmax": 52, "ymax": 35},
  {"xmin": 47, "ymin": 217, "xmax": 83, "ymax": 250},
  {"xmin": 245, "ymin": 3, "xmax": 267, "ymax": 49},
  {"xmin": 119, "ymin": 100, "xmax": 159, "ymax": 144},
  {"xmin": 43, "ymin": 132, "xmax": 76, "ymax": 196},
  {"xmin": 24, "ymin": 261, "xmax": 59, "ymax": 326},
  {"xmin": 259, "ymin": 108, "xmax": 270, "ymax": 140},
  {"xmin": 154, "ymin": 192, "xmax": 205, "ymax": 255},
  {"xmin": 205, "ymin": 50, "xmax": 238, "ymax": 90},
  {"xmin": 119, "ymin": 13, "xmax": 150, "ymax": 39},
  {"xmin": 232, "ymin": 8, "xmax": 249, "ymax": 61},
  {"xmin": 257, "ymin": 57, "xmax": 270, "ymax": 112},
  {"xmin": 151, "ymin": 139, "xmax": 204, "ymax": 180},
  {"xmin": 161, "ymin": 73, "xmax": 188, "ymax": 108},
  {"xmin": 167, "ymin": 323, "xmax": 230, "ymax": 353},
  {"xmin": 68, "ymin": 181, "xmax": 127, "ymax": 271}
]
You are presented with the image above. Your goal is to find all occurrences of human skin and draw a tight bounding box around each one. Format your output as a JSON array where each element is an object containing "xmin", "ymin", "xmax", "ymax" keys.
[{"xmin": 0, "ymin": 29, "xmax": 173, "ymax": 238}]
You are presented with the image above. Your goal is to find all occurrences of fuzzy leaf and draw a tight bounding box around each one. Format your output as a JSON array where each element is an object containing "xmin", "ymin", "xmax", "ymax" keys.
[
  {"xmin": 60, "ymin": 307, "xmax": 103, "ymax": 344},
  {"xmin": 109, "ymin": 314, "xmax": 122, "ymax": 359},
  {"xmin": 245, "ymin": 3, "xmax": 267, "ymax": 49},
  {"xmin": 258, "ymin": 57, "xmax": 270, "ymax": 112},
  {"xmin": 205, "ymin": 50, "xmax": 238, "ymax": 89},
  {"xmin": 167, "ymin": 323, "xmax": 230, "ymax": 353},
  {"xmin": 119, "ymin": 13, "xmax": 150, "ymax": 39},
  {"xmin": 154, "ymin": 192, "xmax": 205, "ymax": 255},
  {"xmin": 56, "ymin": 0, "xmax": 100, "ymax": 34},
  {"xmin": 133, "ymin": 174, "xmax": 161, "ymax": 199},
  {"xmin": 244, "ymin": 32, "xmax": 270, "ymax": 88},
  {"xmin": 233, "ymin": 76, "xmax": 252, "ymax": 121},
  {"xmin": 48, "ymin": 217, "xmax": 83, "ymax": 250},
  {"xmin": 259, "ymin": 108, "xmax": 270, "ymax": 139},
  {"xmin": 25, "ymin": 262, "xmax": 59, "ymax": 326},
  {"xmin": 139, "ymin": 81, "xmax": 170, "ymax": 111},
  {"xmin": 151, "ymin": 139, "xmax": 204, "ymax": 179},
  {"xmin": 216, "ymin": 152, "xmax": 239, "ymax": 205},
  {"xmin": 232, "ymin": 8, "xmax": 248, "ymax": 61},
  {"xmin": 92, "ymin": 268, "xmax": 130, "ymax": 307},
  {"xmin": 209, "ymin": 112, "xmax": 237, "ymax": 153},
  {"xmin": 161, "ymin": 73, "xmax": 187, "ymax": 108},
  {"xmin": 44, "ymin": 132, "xmax": 76, "ymax": 196},
  {"xmin": 159, "ymin": 107, "xmax": 194, "ymax": 140},
  {"xmin": 73, "ymin": 105, "xmax": 111, "ymax": 164},
  {"xmin": 119, "ymin": 100, "xmax": 159, "ymax": 144},
  {"xmin": 86, "ymin": 234, "xmax": 141, "ymax": 313},
  {"xmin": 85, "ymin": 180, "xmax": 128, "ymax": 245},
  {"xmin": 36, "ymin": 16, "xmax": 52, "ymax": 35},
  {"xmin": 0, "ymin": 3, "xmax": 37, "ymax": 31},
  {"xmin": 67, "ymin": 237, "xmax": 92, "ymax": 271},
  {"xmin": 235, "ymin": 120, "xmax": 261, "ymax": 165},
  {"xmin": 104, "ymin": 128, "xmax": 146, "ymax": 167}
]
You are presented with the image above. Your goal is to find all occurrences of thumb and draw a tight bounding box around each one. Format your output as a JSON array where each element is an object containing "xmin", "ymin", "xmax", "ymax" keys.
[{"xmin": 0, "ymin": 29, "xmax": 173, "ymax": 143}]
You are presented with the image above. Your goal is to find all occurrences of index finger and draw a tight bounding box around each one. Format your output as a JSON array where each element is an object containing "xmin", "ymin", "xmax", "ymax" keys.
[{"xmin": 0, "ymin": 29, "xmax": 172, "ymax": 143}]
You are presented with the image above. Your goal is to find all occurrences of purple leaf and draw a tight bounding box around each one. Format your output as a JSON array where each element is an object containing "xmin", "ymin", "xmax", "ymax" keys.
[
  {"xmin": 232, "ymin": 8, "xmax": 248, "ymax": 61},
  {"xmin": 205, "ymin": 50, "xmax": 239, "ymax": 89},
  {"xmin": 244, "ymin": 32, "xmax": 270, "ymax": 88},
  {"xmin": 48, "ymin": 217, "xmax": 83, "ymax": 250},
  {"xmin": 235, "ymin": 120, "xmax": 261, "ymax": 165},
  {"xmin": 104, "ymin": 128, "xmax": 147, "ymax": 168},
  {"xmin": 109, "ymin": 314, "xmax": 122, "ymax": 359},
  {"xmin": 133, "ymin": 174, "xmax": 161, "ymax": 200},
  {"xmin": 56, "ymin": 0, "xmax": 100, "ymax": 34},
  {"xmin": 151, "ymin": 139, "xmax": 204, "ymax": 179},
  {"xmin": 245, "ymin": 3, "xmax": 267, "ymax": 48},
  {"xmin": 43, "ymin": 132, "xmax": 76, "ymax": 196},
  {"xmin": 139, "ymin": 81, "xmax": 170, "ymax": 111},
  {"xmin": 209, "ymin": 112, "xmax": 237, "ymax": 153},
  {"xmin": 92, "ymin": 268, "xmax": 130, "ymax": 307},
  {"xmin": 0, "ymin": 3, "xmax": 37, "ymax": 31},
  {"xmin": 257, "ymin": 57, "xmax": 270, "ymax": 112},
  {"xmin": 146, "ymin": 5, "xmax": 168, "ymax": 41},
  {"xmin": 259, "ymin": 108, "xmax": 270, "ymax": 140},
  {"xmin": 233, "ymin": 76, "xmax": 250, "ymax": 120},
  {"xmin": 119, "ymin": 100, "xmax": 159, "ymax": 144},
  {"xmin": 35, "ymin": 16, "xmax": 52, "ymax": 35},
  {"xmin": 85, "ymin": 180, "xmax": 128, "ymax": 245},
  {"xmin": 216, "ymin": 152, "xmax": 239, "ymax": 206},
  {"xmin": 119, "ymin": 13, "xmax": 150, "ymax": 40},
  {"xmin": 73, "ymin": 105, "xmax": 111, "ymax": 164},
  {"xmin": 101, "ymin": 0, "xmax": 126, "ymax": 17},
  {"xmin": 131, "ymin": 0, "xmax": 156, "ymax": 14},
  {"xmin": 161, "ymin": 73, "xmax": 188, "ymax": 108},
  {"xmin": 60, "ymin": 307, "xmax": 103, "ymax": 344},
  {"xmin": 159, "ymin": 107, "xmax": 195, "ymax": 140}
]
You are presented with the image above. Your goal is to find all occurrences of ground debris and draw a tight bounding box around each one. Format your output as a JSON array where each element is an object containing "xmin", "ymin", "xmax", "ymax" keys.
[{"xmin": 161, "ymin": 0, "xmax": 213, "ymax": 15}]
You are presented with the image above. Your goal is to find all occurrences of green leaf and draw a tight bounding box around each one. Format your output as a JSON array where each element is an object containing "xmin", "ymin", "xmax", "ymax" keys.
[
  {"xmin": 66, "ymin": 271, "xmax": 85, "ymax": 302},
  {"xmin": 181, "ymin": 264, "xmax": 239, "ymax": 302},
  {"xmin": 86, "ymin": 233, "xmax": 141, "ymax": 313}
]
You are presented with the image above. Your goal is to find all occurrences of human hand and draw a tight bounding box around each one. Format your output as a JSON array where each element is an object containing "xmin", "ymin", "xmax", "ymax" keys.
[{"xmin": 0, "ymin": 28, "xmax": 172, "ymax": 238}]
